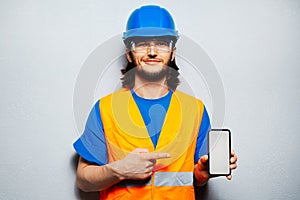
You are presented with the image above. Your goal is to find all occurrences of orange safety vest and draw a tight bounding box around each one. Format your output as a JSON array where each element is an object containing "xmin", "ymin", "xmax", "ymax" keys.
[{"xmin": 99, "ymin": 89, "xmax": 204, "ymax": 200}]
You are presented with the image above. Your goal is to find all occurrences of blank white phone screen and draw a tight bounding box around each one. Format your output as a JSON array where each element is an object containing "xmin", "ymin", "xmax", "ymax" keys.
[{"xmin": 209, "ymin": 130, "xmax": 230, "ymax": 175}]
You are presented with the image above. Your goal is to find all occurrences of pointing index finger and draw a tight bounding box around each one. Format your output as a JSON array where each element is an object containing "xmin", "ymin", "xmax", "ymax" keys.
[{"xmin": 144, "ymin": 152, "xmax": 171, "ymax": 160}]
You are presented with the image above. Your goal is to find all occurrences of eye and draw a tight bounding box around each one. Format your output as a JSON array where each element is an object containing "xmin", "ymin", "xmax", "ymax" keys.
[
  {"xmin": 157, "ymin": 41, "xmax": 168, "ymax": 46},
  {"xmin": 136, "ymin": 42, "xmax": 148, "ymax": 47}
]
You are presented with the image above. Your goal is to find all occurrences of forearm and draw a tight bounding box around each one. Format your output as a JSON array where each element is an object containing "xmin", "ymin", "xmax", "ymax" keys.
[
  {"xmin": 194, "ymin": 175, "xmax": 209, "ymax": 187},
  {"xmin": 76, "ymin": 149, "xmax": 169, "ymax": 192},
  {"xmin": 76, "ymin": 157, "xmax": 123, "ymax": 192}
]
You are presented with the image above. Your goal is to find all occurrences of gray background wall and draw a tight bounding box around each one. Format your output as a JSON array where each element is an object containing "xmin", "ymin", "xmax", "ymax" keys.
[{"xmin": 1, "ymin": 0, "xmax": 299, "ymax": 199}]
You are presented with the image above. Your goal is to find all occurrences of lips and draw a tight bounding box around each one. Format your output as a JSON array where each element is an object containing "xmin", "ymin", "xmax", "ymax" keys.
[{"xmin": 143, "ymin": 59, "xmax": 162, "ymax": 65}]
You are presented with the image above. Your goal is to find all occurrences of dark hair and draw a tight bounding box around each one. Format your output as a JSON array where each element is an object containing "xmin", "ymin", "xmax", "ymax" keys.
[{"xmin": 121, "ymin": 51, "xmax": 180, "ymax": 91}]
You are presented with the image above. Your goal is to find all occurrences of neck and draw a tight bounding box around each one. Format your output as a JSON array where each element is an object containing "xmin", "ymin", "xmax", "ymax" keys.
[{"xmin": 133, "ymin": 75, "xmax": 169, "ymax": 99}]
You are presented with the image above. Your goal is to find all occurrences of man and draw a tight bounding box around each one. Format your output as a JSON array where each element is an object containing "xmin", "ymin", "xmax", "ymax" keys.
[{"xmin": 73, "ymin": 5, "xmax": 237, "ymax": 200}]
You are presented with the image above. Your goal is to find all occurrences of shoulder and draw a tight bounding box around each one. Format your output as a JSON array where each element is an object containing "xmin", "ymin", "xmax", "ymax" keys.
[
  {"xmin": 101, "ymin": 88, "xmax": 130, "ymax": 99},
  {"xmin": 98, "ymin": 88, "xmax": 133, "ymax": 112},
  {"xmin": 173, "ymin": 90, "xmax": 204, "ymax": 107},
  {"xmin": 98, "ymin": 88, "xmax": 130, "ymax": 102}
]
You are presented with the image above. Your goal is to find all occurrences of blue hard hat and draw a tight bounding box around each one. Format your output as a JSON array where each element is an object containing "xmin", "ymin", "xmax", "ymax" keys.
[{"xmin": 123, "ymin": 5, "xmax": 179, "ymax": 44}]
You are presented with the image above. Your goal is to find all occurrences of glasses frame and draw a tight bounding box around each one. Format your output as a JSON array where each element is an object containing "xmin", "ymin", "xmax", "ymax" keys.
[{"xmin": 130, "ymin": 40, "xmax": 174, "ymax": 53}]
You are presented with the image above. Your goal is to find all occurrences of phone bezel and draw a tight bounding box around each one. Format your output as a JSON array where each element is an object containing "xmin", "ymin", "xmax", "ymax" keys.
[{"xmin": 208, "ymin": 128, "xmax": 231, "ymax": 176}]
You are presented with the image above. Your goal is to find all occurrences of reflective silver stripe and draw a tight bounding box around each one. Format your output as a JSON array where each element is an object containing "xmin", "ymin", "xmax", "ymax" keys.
[
  {"xmin": 154, "ymin": 172, "xmax": 193, "ymax": 186},
  {"xmin": 115, "ymin": 172, "xmax": 193, "ymax": 188},
  {"xmin": 115, "ymin": 177, "xmax": 152, "ymax": 188}
]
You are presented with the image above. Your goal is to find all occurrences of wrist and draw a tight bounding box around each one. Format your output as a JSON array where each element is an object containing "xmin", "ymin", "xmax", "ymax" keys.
[
  {"xmin": 194, "ymin": 164, "xmax": 209, "ymax": 186},
  {"xmin": 106, "ymin": 161, "xmax": 126, "ymax": 181}
]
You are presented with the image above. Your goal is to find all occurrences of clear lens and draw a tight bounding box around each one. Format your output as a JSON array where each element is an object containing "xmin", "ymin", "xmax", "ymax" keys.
[{"xmin": 131, "ymin": 40, "xmax": 173, "ymax": 53}]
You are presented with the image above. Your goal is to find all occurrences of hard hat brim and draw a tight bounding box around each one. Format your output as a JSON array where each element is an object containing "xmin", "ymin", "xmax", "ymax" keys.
[{"xmin": 123, "ymin": 27, "xmax": 179, "ymax": 41}]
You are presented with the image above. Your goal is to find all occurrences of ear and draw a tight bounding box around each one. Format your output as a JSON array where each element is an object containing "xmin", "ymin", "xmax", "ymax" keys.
[
  {"xmin": 171, "ymin": 47, "xmax": 176, "ymax": 61},
  {"xmin": 126, "ymin": 49, "xmax": 132, "ymax": 63}
]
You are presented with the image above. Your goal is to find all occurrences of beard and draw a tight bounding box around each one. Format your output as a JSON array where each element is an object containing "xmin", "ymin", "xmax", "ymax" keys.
[{"xmin": 135, "ymin": 66, "xmax": 168, "ymax": 82}]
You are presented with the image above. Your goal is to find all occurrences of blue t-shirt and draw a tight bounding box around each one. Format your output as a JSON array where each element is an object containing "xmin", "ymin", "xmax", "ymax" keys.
[{"xmin": 73, "ymin": 90, "xmax": 210, "ymax": 165}]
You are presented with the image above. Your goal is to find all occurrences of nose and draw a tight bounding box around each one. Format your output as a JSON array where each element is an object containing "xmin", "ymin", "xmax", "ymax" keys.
[{"xmin": 147, "ymin": 44, "xmax": 157, "ymax": 57}]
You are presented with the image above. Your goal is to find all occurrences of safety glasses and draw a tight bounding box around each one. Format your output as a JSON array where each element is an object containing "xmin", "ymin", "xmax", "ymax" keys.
[{"xmin": 130, "ymin": 40, "xmax": 174, "ymax": 53}]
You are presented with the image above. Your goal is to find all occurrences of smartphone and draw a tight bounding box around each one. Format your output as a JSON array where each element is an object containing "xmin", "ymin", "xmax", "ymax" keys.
[{"xmin": 208, "ymin": 129, "xmax": 231, "ymax": 176}]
